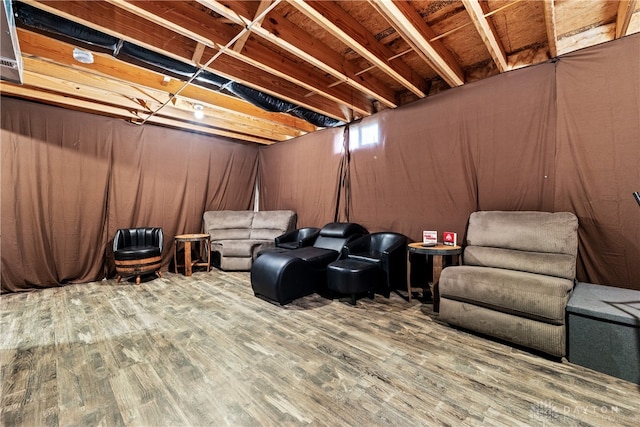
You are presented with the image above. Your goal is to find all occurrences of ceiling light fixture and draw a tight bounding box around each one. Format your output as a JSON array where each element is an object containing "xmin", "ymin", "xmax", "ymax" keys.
[
  {"xmin": 193, "ymin": 104, "xmax": 204, "ymax": 119},
  {"xmin": 72, "ymin": 48, "xmax": 94, "ymax": 64}
]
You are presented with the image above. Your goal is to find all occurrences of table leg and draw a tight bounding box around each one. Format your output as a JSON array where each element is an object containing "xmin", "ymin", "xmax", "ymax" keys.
[
  {"xmin": 205, "ymin": 239, "xmax": 211, "ymax": 272},
  {"xmin": 173, "ymin": 241, "xmax": 178, "ymax": 274},
  {"xmin": 432, "ymin": 254, "xmax": 444, "ymax": 313},
  {"xmin": 407, "ymin": 255, "xmax": 412, "ymax": 302},
  {"xmin": 185, "ymin": 241, "xmax": 193, "ymax": 277}
]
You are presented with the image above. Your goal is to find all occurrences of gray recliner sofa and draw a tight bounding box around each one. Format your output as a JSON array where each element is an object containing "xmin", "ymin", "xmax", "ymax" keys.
[
  {"xmin": 203, "ymin": 210, "xmax": 296, "ymax": 271},
  {"xmin": 439, "ymin": 211, "xmax": 579, "ymax": 357}
]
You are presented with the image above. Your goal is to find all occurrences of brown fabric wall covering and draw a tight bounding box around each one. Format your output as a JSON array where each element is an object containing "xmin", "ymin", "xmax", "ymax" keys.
[
  {"xmin": 1, "ymin": 100, "xmax": 112, "ymax": 290},
  {"xmin": 258, "ymin": 127, "xmax": 344, "ymax": 227},
  {"xmin": 345, "ymin": 63, "xmax": 556, "ymax": 241},
  {"xmin": 259, "ymin": 63, "xmax": 555, "ymax": 246},
  {"xmin": 554, "ymin": 34, "xmax": 640, "ymax": 290},
  {"xmin": 1, "ymin": 98, "xmax": 258, "ymax": 292}
]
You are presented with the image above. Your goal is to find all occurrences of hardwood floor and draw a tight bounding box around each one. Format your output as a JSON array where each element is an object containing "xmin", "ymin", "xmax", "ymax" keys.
[{"xmin": 1, "ymin": 270, "xmax": 638, "ymax": 426}]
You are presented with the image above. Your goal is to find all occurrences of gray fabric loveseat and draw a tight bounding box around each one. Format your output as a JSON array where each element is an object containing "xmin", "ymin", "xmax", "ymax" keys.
[
  {"xmin": 439, "ymin": 211, "xmax": 579, "ymax": 357},
  {"xmin": 203, "ymin": 210, "xmax": 296, "ymax": 271}
]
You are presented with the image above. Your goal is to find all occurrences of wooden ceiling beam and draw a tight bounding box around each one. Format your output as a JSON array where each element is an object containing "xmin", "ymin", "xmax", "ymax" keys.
[
  {"xmin": 556, "ymin": 22, "xmax": 616, "ymax": 56},
  {"xmin": 0, "ymin": 82, "xmax": 275, "ymax": 144},
  {"xmin": 28, "ymin": 0, "xmax": 349, "ymax": 122},
  {"xmin": 1, "ymin": 82, "xmax": 143, "ymax": 119},
  {"xmin": 108, "ymin": 0, "xmax": 372, "ymax": 116},
  {"xmin": 198, "ymin": 0, "xmax": 398, "ymax": 109},
  {"xmin": 370, "ymin": 0, "xmax": 464, "ymax": 87},
  {"xmin": 616, "ymin": 0, "xmax": 638, "ymax": 39},
  {"xmin": 289, "ymin": 0, "xmax": 427, "ymax": 98},
  {"xmin": 15, "ymin": 65, "xmax": 291, "ymax": 141},
  {"xmin": 462, "ymin": 0, "xmax": 509, "ymax": 72},
  {"xmin": 543, "ymin": 0, "xmax": 558, "ymax": 58},
  {"xmin": 16, "ymin": 29, "xmax": 313, "ymax": 136},
  {"xmin": 232, "ymin": 0, "xmax": 272, "ymax": 53}
]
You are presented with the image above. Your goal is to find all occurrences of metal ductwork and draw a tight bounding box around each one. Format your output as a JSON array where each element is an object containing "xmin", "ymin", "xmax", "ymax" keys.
[{"xmin": 1, "ymin": 0, "xmax": 23, "ymax": 84}]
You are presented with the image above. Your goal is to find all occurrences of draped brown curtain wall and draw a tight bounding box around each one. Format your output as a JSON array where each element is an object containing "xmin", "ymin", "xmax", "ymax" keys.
[
  {"xmin": 257, "ymin": 127, "xmax": 344, "ymax": 227},
  {"xmin": 346, "ymin": 63, "xmax": 556, "ymax": 242},
  {"xmin": 107, "ymin": 123, "xmax": 257, "ymax": 276},
  {"xmin": 554, "ymin": 34, "xmax": 640, "ymax": 290},
  {"xmin": 1, "ymin": 98, "xmax": 258, "ymax": 292},
  {"xmin": 1, "ymin": 99, "xmax": 112, "ymax": 290}
]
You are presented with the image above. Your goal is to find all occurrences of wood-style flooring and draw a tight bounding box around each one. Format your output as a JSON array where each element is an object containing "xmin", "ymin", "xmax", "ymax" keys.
[{"xmin": 1, "ymin": 270, "xmax": 639, "ymax": 426}]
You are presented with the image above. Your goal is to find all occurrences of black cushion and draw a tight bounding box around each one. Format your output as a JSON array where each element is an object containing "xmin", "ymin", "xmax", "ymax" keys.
[
  {"xmin": 275, "ymin": 227, "xmax": 321, "ymax": 250},
  {"xmin": 114, "ymin": 246, "xmax": 161, "ymax": 261},
  {"xmin": 288, "ymin": 246, "xmax": 339, "ymax": 266},
  {"xmin": 317, "ymin": 222, "xmax": 368, "ymax": 238},
  {"xmin": 313, "ymin": 222, "xmax": 368, "ymax": 252},
  {"xmin": 327, "ymin": 259, "xmax": 380, "ymax": 294},
  {"xmin": 277, "ymin": 241, "xmax": 299, "ymax": 250}
]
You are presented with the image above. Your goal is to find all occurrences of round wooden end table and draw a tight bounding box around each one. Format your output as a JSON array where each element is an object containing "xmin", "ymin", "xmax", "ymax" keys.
[
  {"xmin": 407, "ymin": 242, "xmax": 462, "ymax": 312},
  {"xmin": 174, "ymin": 234, "xmax": 211, "ymax": 277}
]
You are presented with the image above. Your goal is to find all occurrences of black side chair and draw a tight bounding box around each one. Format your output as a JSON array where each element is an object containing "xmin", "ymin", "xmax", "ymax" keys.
[
  {"xmin": 275, "ymin": 227, "xmax": 321, "ymax": 250},
  {"xmin": 333, "ymin": 232, "xmax": 408, "ymax": 300},
  {"xmin": 113, "ymin": 227, "xmax": 163, "ymax": 284}
]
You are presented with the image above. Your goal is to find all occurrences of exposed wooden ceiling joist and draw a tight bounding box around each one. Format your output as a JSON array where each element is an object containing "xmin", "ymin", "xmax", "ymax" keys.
[
  {"xmin": 543, "ymin": 0, "xmax": 559, "ymax": 58},
  {"xmin": 106, "ymin": 0, "xmax": 373, "ymax": 117},
  {"xmin": 16, "ymin": 28, "xmax": 313, "ymax": 137},
  {"xmin": 462, "ymin": 0, "xmax": 509, "ymax": 72},
  {"xmin": 18, "ymin": 65, "xmax": 291, "ymax": 142},
  {"xmin": 0, "ymin": 81, "xmax": 276, "ymax": 144},
  {"xmin": 616, "ymin": 0, "xmax": 638, "ymax": 38},
  {"xmin": 370, "ymin": 0, "xmax": 465, "ymax": 87},
  {"xmin": 28, "ymin": 0, "xmax": 350, "ymax": 122},
  {"xmin": 232, "ymin": 0, "xmax": 273, "ymax": 53},
  {"xmin": 290, "ymin": 0, "xmax": 428, "ymax": 98},
  {"xmin": 3, "ymin": 0, "xmax": 638, "ymax": 145},
  {"xmin": 197, "ymin": 0, "xmax": 398, "ymax": 109}
]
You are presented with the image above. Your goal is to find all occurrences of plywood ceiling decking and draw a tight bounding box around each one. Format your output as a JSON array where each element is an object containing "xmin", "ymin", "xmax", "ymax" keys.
[{"xmin": 1, "ymin": 0, "xmax": 639, "ymax": 144}]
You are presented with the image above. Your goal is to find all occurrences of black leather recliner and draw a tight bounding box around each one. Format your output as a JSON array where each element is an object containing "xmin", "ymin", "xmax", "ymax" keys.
[
  {"xmin": 113, "ymin": 227, "xmax": 163, "ymax": 284},
  {"xmin": 250, "ymin": 222, "xmax": 368, "ymax": 304},
  {"xmin": 340, "ymin": 232, "xmax": 408, "ymax": 297}
]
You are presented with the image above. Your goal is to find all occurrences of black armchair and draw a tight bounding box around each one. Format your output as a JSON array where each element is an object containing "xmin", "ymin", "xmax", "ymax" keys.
[
  {"xmin": 113, "ymin": 227, "xmax": 163, "ymax": 284},
  {"xmin": 275, "ymin": 227, "xmax": 321, "ymax": 250},
  {"xmin": 341, "ymin": 232, "xmax": 408, "ymax": 297}
]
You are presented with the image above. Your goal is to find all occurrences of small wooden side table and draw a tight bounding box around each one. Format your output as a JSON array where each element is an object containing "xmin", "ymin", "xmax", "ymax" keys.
[
  {"xmin": 407, "ymin": 242, "xmax": 462, "ymax": 312},
  {"xmin": 174, "ymin": 234, "xmax": 211, "ymax": 277}
]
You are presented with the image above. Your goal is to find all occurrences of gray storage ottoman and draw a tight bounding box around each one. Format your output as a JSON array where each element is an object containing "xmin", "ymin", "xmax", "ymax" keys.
[{"xmin": 566, "ymin": 282, "xmax": 640, "ymax": 384}]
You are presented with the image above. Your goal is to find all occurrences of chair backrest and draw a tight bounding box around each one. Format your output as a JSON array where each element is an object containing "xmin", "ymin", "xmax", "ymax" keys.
[
  {"xmin": 203, "ymin": 210, "xmax": 254, "ymax": 240},
  {"xmin": 202, "ymin": 210, "xmax": 296, "ymax": 241},
  {"xmin": 297, "ymin": 227, "xmax": 321, "ymax": 241},
  {"xmin": 276, "ymin": 227, "xmax": 321, "ymax": 249},
  {"xmin": 250, "ymin": 210, "xmax": 297, "ymax": 240},
  {"xmin": 313, "ymin": 222, "xmax": 368, "ymax": 252},
  {"xmin": 463, "ymin": 211, "xmax": 578, "ymax": 279},
  {"xmin": 113, "ymin": 227, "xmax": 163, "ymax": 252},
  {"xmin": 368, "ymin": 232, "xmax": 407, "ymax": 252}
]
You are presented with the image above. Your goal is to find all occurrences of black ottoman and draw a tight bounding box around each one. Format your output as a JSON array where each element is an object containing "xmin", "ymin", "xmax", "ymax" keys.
[{"xmin": 327, "ymin": 259, "xmax": 380, "ymax": 305}]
